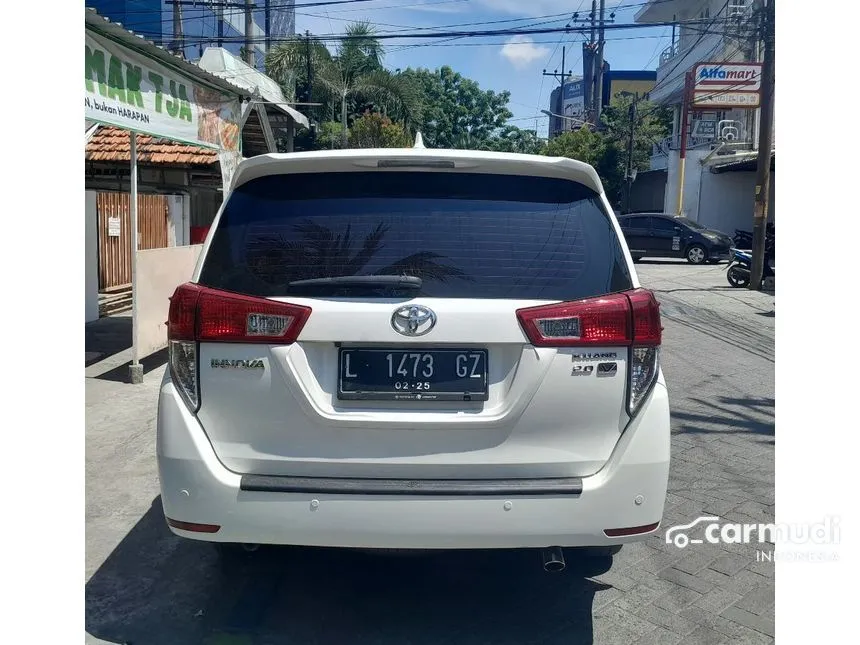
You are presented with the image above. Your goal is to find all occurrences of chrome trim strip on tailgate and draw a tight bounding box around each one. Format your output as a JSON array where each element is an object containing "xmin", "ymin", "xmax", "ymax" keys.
[{"xmin": 240, "ymin": 475, "xmax": 584, "ymax": 496}]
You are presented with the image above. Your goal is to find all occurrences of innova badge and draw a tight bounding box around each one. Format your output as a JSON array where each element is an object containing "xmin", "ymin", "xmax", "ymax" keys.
[{"xmin": 210, "ymin": 358, "xmax": 265, "ymax": 370}]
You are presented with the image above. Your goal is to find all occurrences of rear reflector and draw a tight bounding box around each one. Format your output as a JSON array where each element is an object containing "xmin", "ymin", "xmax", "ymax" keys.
[
  {"xmin": 166, "ymin": 517, "xmax": 221, "ymax": 533},
  {"xmin": 603, "ymin": 522, "xmax": 660, "ymax": 537}
]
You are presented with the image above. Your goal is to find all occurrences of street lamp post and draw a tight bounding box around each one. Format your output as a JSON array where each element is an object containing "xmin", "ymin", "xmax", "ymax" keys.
[{"xmin": 541, "ymin": 110, "xmax": 589, "ymax": 130}]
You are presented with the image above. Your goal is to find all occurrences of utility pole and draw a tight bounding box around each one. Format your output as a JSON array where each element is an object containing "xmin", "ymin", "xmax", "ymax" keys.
[
  {"xmin": 171, "ymin": 0, "xmax": 184, "ymax": 57},
  {"xmin": 306, "ymin": 31, "xmax": 316, "ymax": 145},
  {"xmin": 671, "ymin": 14, "xmax": 676, "ymax": 49},
  {"xmin": 626, "ymin": 99, "xmax": 636, "ymax": 213},
  {"xmin": 265, "ymin": 0, "xmax": 272, "ymax": 52},
  {"xmin": 676, "ymin": 71, "xmax": 693, "ymax": 215},
  {"xmin": 590, "ymin": 1, "xmax": 597, "ymax": 51},
  {"xmin": 217, "ymin": 7, "xmax": 224, "ymax": 48},
  {"xmin": 543, "ymin": 10, "xmax": 597, "ymax": 131},
  {"xmin": 589, "ymin": 0, "xmax": 597, "ymax": 124},
  {"xmin": 559, "ymin": 46, "xmax": 566, "ymax": 130},
  {"xmin": 306, "ymin": 31, "xmax": 313, "ymax": 103},
  {"xmin": 244, "ymin": 0, "xmax": 255, "ymax": 66},
  {"xmin": 594, "ymin": 0, "xmax": 606, "ymax": 124},
  {"xmin": 749, "ymin": 0, "xmax": 775, "ymax": 291},
  {"xmin": 542, "ymin": 46, "xmax": 571, "ymax": 138}
]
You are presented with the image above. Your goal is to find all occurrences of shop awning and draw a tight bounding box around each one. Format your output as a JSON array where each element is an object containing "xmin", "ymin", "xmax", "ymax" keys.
[
  {"xmin": 708, "ymin": 150, "xmax": 775, "ymax": 174},
  {"xmin": 198, "ymin": 47, "xmax": 309, "ymax": 129}
]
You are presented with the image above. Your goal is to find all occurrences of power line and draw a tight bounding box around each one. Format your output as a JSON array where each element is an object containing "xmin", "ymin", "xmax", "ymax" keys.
[
  {"xmin": 108, "ymin": 0, "xmax": 682, "ymax": 34},
  {"xmin": 113, "ymin": 0, "xmax": 467, "ymax": 17},
  {"xmin": 165, "ymin": 16, "xmax": 727, "ymax": 46},
  {"xmin": 117, "ymin": 6, "xmax": 594, "ymax": 42},
  {"xmin": 644, "ymin": 0, "xmax": 732, "ymax": 96},
  {"xmin": 628, "ymin": 0, "xmax": 735, "ymax": 124},
  {"xmin": 163, "ymin": 0, "xmax": 398, "ymax": 11},
  {"xmin": 643, "ymin": 26, "xmax": 670, "ymax": 68},
  {"xmin": 144, "ymin": 30, "xmax": 711, "ymax": 58}
]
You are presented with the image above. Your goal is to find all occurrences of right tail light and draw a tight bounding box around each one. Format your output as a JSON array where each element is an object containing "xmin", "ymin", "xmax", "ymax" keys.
[
  {"xmin": 626, "ymin": 289, "xmax": 662, "ymax": 416},
  {"xmin": 166, "ymin": 283, "xmax": 312, "ymax": 411},
  {"xmin": 516, "ymin": 288, "xmax": 662, "ymax": 418}
]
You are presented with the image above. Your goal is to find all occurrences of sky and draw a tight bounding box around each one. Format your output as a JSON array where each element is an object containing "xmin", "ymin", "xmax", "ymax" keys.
[{"xmin": 292, "ymin": 0, "xmax": 674, "ymax": 138}]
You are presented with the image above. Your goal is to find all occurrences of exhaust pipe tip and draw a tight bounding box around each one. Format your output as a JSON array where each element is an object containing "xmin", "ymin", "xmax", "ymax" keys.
[
  {"xmin": 542, "ymin": 546, "xmax": 566, "ymax": 572},
  {"xmin": 241, "ymin": 543, "xmax": 260, "ymax": 552}
]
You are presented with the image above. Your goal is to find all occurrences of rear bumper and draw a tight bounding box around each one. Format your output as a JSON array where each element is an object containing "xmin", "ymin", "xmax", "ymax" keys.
[{"xmin": 156, "ymin": 374, "xmax": 671, "ymax": 549}]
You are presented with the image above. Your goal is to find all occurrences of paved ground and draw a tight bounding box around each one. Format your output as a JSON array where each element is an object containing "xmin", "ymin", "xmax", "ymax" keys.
[{"xmin": 85, "ymin": 260, "xmax": 775, "ymax": 645}]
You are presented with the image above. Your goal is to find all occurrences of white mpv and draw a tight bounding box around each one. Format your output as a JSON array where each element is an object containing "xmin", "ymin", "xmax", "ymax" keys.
[{"xmin": 157, "ymin": 146, "xmax": 670, "ymax": 570}]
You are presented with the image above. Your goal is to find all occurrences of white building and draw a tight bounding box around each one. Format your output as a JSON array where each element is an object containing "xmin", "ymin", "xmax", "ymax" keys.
[{"xmin": 635, "ymin": 0, "xmax": 774, "ymax": 234}]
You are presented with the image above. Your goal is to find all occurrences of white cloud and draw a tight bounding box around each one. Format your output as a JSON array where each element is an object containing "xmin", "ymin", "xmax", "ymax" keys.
[{"xmin": 500, "ymin": 35, "xmax": 551, "ymax": 69}]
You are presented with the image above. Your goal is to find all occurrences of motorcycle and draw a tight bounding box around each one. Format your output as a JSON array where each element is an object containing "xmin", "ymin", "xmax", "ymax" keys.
[
  {"xmin": 733, "ymin": 223, "xmax": 775, "ymax": 250},
  {"xmin": 733, "ymin": 225, "xmax": 775, "ymax": 271},
  {"xmin": 726, "ymin": 248, "xmax": 774, "ymax": 288}
]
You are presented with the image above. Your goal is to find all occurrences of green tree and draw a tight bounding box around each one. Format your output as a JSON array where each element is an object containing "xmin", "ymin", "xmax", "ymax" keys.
[
  {"xmin": 481, "ymin": 125, "xmax": 546, "ymax": 155},
  {"xmin": 601, "ymin": 95, "xmax": 672, "ymax": 191},
  {"xmin": 265, "ymin": 34, "xmax": 333, "ymax": 104},
  {"xmin": 349, "ymin": 111, "xmax": 413, "ymax": 148},
  {"xmin": 544, "ymin": 127, "xmax": 623, "ymax": 203},
  {"xmin": 266, "ymin": 23, "xmax": 422, "ymax": 148},
  {"xmin": 400, "ymin": 66, "xmax": 512, "ymax": 149},
  {"xmin": 316, "ymin": 121, "xmax": 348, "ymax": 150}
]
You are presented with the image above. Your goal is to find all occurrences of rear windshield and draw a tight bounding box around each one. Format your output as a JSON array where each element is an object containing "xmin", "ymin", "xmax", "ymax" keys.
[{"xmin": 199, "ymin": 172, "xmax": 632, "ymax": 300}]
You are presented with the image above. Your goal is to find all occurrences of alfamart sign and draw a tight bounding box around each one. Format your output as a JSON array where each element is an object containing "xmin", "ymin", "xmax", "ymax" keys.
[
  {"xmin": 692, "ymin": 62, "xmax": 763, "ymax": 109},
  {"xmin": 85, "ymin": 30, "xmax": 241, "ymax": 151}
]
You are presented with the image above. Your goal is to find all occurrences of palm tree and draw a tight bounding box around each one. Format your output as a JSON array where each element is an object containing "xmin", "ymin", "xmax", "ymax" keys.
[
  {"xmin": 244, "ymin": 221, "xmax": 470, "ymax": 294},
  {"xmin": 266, "ymin": 22, "xmax": 421, "ymax": 148}
]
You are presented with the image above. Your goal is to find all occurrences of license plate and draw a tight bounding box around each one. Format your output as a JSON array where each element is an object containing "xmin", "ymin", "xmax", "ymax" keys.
[{"xmin": 338, "ymin": 348, "xmax": 489, "ymax": 402}]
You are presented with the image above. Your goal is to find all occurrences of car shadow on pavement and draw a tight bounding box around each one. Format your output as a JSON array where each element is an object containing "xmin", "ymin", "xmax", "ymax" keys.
[
  {"xmin": 654, "ymin": 286, "xmax": 749, "ymax": 293},
  {"xmin": 86, "ymin": 498, "xmax": 612, "ymax": 645},
  {"xmin": 673, "ymin": 395, "xmax": 774, "ymax": 438},
  {"xmin": 86, "ymin": 315, "xmax": 132, "ymax": 367}
]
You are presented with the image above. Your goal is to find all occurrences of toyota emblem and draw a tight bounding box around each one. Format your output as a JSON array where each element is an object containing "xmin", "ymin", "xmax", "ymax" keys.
[{"xmin": 391, "ymin": 305, "xmax": 437, "ymax": 337}]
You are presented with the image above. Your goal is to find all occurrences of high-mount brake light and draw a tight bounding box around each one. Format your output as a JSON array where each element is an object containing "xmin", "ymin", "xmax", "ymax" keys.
[
  {"xmin": 516, "ymin": 289, "xmax": 662, "ymax": 417},
  {"xmin": 166, "ymin": 283, "xmax": 312, "ymax": 411}
]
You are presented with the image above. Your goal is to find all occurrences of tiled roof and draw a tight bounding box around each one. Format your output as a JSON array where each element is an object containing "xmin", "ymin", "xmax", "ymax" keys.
[{"xmin": 86, "ymin": 126, "xmax": 218, "ymax": 166}]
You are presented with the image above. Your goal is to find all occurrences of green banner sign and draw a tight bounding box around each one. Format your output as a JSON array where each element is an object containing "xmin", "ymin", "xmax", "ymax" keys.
[{"xmin": 85, "ymin": 30, "xmax": 241, "ymax": 151}]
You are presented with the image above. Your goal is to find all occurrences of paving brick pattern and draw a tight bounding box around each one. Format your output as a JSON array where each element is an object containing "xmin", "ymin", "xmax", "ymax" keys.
[{"xmin": 584, "ymin": 265, "xmax": 775, "ymax": 644}]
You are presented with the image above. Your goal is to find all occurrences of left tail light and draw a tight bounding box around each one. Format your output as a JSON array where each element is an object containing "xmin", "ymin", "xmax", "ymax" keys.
[
  {"xmin": 516, "ymin": 289, "xmax": 662, "ymax": 418},
  {"xmin": 166, "ymin": 283, "xmax": 312, "ymax": 411}
]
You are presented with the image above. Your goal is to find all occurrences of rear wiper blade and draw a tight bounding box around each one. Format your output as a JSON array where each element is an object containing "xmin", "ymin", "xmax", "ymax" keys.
[{"xmin": 288, "ymin": 275, "xmax": 423, "ymax": 289}]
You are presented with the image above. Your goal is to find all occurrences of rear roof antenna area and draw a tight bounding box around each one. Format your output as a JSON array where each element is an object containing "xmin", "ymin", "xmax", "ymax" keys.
[{"xmin": 413, "ymin": 132, "xmax": 426, "ymax": 149}]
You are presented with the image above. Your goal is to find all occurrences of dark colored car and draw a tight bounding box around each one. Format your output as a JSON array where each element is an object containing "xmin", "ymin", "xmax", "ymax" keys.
[{"xmin": 617, "ymin": 213, "xmax": 734, "ymax": 265}]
